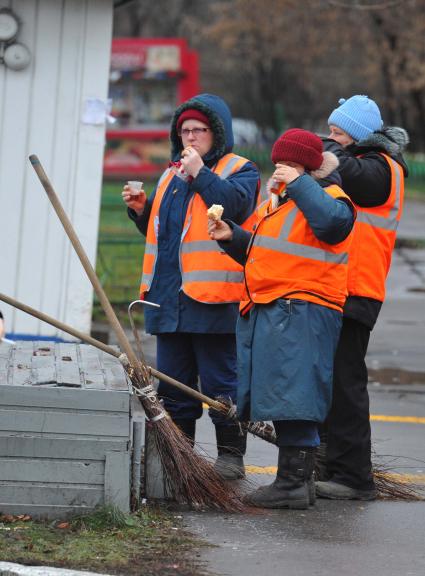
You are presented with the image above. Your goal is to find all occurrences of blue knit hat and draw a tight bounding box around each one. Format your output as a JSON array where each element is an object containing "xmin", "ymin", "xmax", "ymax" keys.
[{"xmin": 328, "ymin": 95, "xmax": 383, "ymax": 142}]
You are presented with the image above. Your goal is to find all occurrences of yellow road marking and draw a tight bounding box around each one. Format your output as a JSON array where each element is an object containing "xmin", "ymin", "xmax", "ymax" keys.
[
  {"xmin": 202, "ymin": 404, "xmax": 425, "ymax": 425},
  {"xmin": 375, "ymin": 472, "xmax": 425, "ymax": 484},
  {"xmin": 371, "ymin": 414, "xmax": 425, "ymax": 424},
  {"xmin": 246, "ymin": 465, "xmax": 278, "ymax": 475},
  {"xmin": 245, "ymin": 465, "xmax": 425, "ymax": 484}
]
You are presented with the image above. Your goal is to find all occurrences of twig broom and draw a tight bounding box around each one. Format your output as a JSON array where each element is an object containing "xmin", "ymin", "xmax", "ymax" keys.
[
  {"xmin": 27, "ymin": 154, "xmax": 245, "ymax": 512},
  {"xmin": 1, "ymin": 290, "xmax": 423, "ymax": 502}
]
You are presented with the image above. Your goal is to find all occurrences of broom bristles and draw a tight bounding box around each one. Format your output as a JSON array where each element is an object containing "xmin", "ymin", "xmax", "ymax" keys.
[
  {"xmin": 315, "ymin": 445, "xmax": 425, "ymax": 501},
  {"xmin": 151, "ymin": 417, "xmax": 246, "ymax": 512},
  {"xmin": 371, "ymin": 451, "xmax": 425, "ymax": 501},
  {"xmin": 374, "ymin": 470, "xmax": 424, "ymax": 501},
  {"xmin": 128, "ymin": 369, "xmax": 246, "ymax": 512}
]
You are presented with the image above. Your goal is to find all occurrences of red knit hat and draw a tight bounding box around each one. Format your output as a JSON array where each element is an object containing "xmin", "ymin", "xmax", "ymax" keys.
[
  {"xmin": 176, "ymin": 109, "xmax": 210, "ymax": 131},
  {"xmin": 271, "ymin": 128, "xmax": 323, "ymax": 171}
]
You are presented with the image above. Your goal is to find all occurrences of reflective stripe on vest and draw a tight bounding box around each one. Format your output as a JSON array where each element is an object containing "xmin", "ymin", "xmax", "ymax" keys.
[
  {"xmin": 139, "ymin": 168, "xmax": 174, "ymax": 295},
  {"xmin": 252, "ymin": 203, "xmax": 348, "ymax": 265},
  {"xmin": 347, "ymin": 153, "xmax": 404, "ymax": 301},
  {"xmin": 140, "ymin": 154, "xmax": 257, "ymax": 302},
  {"xmin": 241, "ymin": 185, "xmax": 353, "ymax": 312}
]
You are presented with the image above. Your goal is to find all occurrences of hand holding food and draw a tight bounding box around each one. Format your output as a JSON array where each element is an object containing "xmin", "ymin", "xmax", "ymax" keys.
[
  {"xmin": 180, "ymin": 146, "xmax": 204, "ymax": 178},
  {"xmin": 273, "ymin": 163, "xmax": 304, "ymax": 185},
  {"xmin": 208, "ymin": 217, "xmax": 233, "ymax": 242},
  {"xmin": 207, "ymin": 204, "xmax": 224, "ymax": 221}
]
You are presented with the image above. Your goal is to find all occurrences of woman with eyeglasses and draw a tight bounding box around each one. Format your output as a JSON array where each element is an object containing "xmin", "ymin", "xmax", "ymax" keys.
[{"xmin": 122, "ymin": 94, "xmax": 260, "ymax": 480}]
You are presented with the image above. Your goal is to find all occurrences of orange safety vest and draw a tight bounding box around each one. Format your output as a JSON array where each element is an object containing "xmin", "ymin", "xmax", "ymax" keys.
[
  {"xmin": 347, "ymin": 153, "xmax": 404, "ymax": 302},
  {"xmin": 140, "ymin": 153, "xmax": 259, "ymax": 303},
  {"xmin": 241, "ymin": 185, "xmax": 354, "ymax": 314}
]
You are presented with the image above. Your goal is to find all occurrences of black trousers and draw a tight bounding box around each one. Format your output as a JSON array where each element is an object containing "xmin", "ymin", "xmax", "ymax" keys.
[{"xmin": 324, "ymin": 317, "xmax": 375, "ymax": 490}]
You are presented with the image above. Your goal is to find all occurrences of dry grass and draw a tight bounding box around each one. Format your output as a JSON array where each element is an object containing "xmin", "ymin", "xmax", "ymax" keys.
[{"xmin": 0, "ymin": 505, "xmax": 209, "ymax": 576}]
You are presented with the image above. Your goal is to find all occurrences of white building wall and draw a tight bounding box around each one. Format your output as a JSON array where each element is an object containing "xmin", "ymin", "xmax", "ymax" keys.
[{"xmin": 0, "ymin": 0, "xmax": 113, "ymax": 338}]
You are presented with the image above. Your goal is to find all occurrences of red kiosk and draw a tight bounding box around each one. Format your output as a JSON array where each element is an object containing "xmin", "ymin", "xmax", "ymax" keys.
[{"xmin": 104, "ymin": 38, "xmax": 199, "ymax": 179}]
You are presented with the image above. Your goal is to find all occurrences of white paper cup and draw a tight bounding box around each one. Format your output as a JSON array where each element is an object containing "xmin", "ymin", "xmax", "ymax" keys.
[{"xmin": 128, "ymin": 180, "xmax": 143, "ymax": 195}]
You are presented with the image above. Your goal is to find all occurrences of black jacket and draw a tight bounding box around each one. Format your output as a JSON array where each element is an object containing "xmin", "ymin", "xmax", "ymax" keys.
[{"xmin": 323, "ymin": 126, "xmax": 409, "ymax": 329}]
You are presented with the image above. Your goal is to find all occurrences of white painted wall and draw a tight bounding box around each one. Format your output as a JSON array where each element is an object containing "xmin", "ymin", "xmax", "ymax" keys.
[{"xmin": 0, "ymin": 0, "xmax": 113, "ymax": 338}]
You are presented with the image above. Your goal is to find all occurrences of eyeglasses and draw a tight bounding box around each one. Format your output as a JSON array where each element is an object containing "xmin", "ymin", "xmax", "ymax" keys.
[{"xmin": 178, "ymin": 127, "xmax": 210, "ymax": 137}]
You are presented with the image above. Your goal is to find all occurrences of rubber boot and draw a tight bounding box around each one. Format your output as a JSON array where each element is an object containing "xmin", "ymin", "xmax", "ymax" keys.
[
  {"xmin": 174, "ymin": 419, "xmax": 196, "ymax": 448},
  {"xmin": 214, "ymin": 424, "xmax": 247, "ymax": 480},
  {"xmin": 244, "ymin": 446, "xmax": 315, "ymax": 509}
]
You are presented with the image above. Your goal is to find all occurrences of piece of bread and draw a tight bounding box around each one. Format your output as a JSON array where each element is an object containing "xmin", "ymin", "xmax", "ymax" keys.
[{"xmin": 207, "ymin": 204, "xmax": 224, "ymax": 221}]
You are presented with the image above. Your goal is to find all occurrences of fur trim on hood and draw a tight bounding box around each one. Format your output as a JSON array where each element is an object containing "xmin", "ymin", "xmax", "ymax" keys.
[
  {"xmin": 310, "ymin": 151, "xmax": 339, "ymax": 180},
  {"xmin": 356, "ymin": 126, "xmax": 409, "ymax": 156},
  {"xmin": 169, "ymin": 94, "xmax": 233, "ymax": 164}
]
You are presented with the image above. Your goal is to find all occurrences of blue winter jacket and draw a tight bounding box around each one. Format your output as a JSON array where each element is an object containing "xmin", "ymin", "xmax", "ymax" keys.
[
  {"xmin": 219, "ymin": 172, "xmax": 355, "ymax": 422},
  {"xmin": 128, "ymin": 94, "xmax": 260, "ymax": 335}
]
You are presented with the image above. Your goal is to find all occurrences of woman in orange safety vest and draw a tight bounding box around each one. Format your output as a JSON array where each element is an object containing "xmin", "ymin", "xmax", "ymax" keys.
[
  {"xmin": 208, "ymin": 129, "xmax": 356, "ymax": 509},
  {"xmin": 122, "ymin": 94, "xmax": 260, "ymax": 481}
]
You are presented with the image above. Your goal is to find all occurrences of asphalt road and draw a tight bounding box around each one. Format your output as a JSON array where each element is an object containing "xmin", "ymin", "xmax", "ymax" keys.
[{"xmin": 181, "ymin": 384, "xmax": 425, "ymax": 576}]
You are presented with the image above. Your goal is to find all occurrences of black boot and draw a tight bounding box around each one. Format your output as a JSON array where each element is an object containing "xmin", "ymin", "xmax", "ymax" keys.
[
  {"xmin": 214, "ymin": 424, "xmax": 247, "ymax": 480},
  {"xmin": 174, "ymin": 419, "xmax": 196, "ymax": 448},
  {"xmin": 245, "ymin": 446, "xmax": 315, "ymax": 509}
]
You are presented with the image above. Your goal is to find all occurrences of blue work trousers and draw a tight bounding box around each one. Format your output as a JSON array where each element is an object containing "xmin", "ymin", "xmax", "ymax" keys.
[
  {"xmin": 156, "ymin": 333, "xmax": 238, "ymax": 425},
  {"xmin": 273, "ymin": 420, "xmax": 320, "ymax": 447}
]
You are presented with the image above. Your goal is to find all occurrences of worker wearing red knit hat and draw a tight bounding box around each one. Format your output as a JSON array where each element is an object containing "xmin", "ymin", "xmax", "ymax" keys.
[{"xmin": 208, "ymin": 128, "xmax": 356, "ymax": 509}]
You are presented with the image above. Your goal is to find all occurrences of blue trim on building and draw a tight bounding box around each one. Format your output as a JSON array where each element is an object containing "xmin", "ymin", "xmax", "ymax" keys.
[{"xmin": 6, "ymin": 333, "xmax": 73, "ymax": 343}]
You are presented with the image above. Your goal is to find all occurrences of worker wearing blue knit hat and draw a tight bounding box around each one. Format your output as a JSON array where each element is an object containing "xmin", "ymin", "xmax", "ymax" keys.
[
  {"xmin": 315, "ymin": 96, "xmax": 409, "ymax": 501},
  {"xmin": 328, "ymin": 95, "xmax": 383, "ymax": 141}
]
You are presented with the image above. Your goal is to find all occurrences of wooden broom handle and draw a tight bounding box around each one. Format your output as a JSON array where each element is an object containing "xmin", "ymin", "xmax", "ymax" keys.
[
  {"xmin": 29, "ymin": 155, "xmax": 140, "ymax": 369},
  {"xmin": 0, "ymin": 291, "xmax": 115, "ymax": 357},
  {"xmin": 0, "ymin": 291, "xmax": 225, "ymax": 412}
]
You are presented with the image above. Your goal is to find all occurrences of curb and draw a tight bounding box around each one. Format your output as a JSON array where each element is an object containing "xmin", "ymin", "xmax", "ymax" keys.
[{"xmin": 0, "ymin": 563, "xmax": 112, "ymax": 576}]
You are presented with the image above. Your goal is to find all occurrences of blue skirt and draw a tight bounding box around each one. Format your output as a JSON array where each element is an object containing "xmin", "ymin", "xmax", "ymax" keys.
[{"xmin": 236, "ymin": 299, "xmax": 342, "ymax": 422}]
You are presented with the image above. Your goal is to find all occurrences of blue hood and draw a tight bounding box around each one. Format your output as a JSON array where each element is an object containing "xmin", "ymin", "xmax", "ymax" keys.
[{"xmin": 170, "ymin": 93, "xmax": 234, "ymax": 165}]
